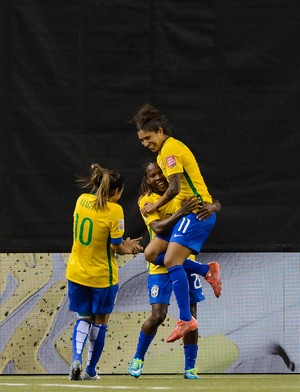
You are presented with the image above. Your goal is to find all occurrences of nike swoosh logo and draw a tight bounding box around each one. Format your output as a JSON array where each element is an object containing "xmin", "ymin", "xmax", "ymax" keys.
[{"xmin": 130, "ymin": 369, "xmax": 141, "ymax": 375}]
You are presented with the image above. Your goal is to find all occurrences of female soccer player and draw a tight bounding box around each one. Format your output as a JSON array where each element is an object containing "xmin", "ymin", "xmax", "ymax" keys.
[
  {"xmin": 66, "ymin": 163, "xmax": 143, "ymax": 380},
  {"xmin": 128, "ymin": 160, "xmax": 221, "ymax": 379},
  {"xmin": 133, "ymin": 104, "xmax": 221, "ymax": 343}
]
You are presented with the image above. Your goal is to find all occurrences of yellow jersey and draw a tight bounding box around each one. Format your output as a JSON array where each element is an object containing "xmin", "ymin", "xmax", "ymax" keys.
[
  {"xmin": 157, "ymin": 137, "xmax": 212, "ymax": 211},
  {"xmin": 138, "ymin": 192, "xmax": 195, "ymax": 275},
  {"xmin": 66, "ymin": 193, "xmax": 124, "ymax": 288}
]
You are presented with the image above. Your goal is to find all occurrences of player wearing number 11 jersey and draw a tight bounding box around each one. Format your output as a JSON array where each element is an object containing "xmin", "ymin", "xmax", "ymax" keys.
[{"xmin": 133, "ymin": 104, "xmax": 221, "ymax": 344}]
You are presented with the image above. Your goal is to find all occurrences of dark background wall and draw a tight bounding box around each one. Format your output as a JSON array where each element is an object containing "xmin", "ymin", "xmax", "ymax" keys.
[{"xmin": 1, "ymin": 0, "xmax": 299, "ymax": 252}]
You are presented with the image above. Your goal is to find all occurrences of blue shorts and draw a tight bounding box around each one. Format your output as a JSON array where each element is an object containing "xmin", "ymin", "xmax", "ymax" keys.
[
  {"xmin": 168, "ymin": 212, "xmax": 216, "ymax": 255},
  {"xmin": 68, "ymin": 280, "xmax": 119, "ymax": 315},
  {"xmin": 148, "ymin": 273, "xmax": 205, "ymax": 305}
]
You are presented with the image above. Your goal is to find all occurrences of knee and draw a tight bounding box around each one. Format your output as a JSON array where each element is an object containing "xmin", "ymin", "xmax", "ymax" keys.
[
  {"xmin": 144, "ymin": 246, "xmax": 157, "ymax": 263},
  {"xmin": 163, "ymin": 258, "xmax": 173, "ymax": 268},
  {"xmin": 151, "ymin": 309, "xmax": 167, "ymax": 326}
]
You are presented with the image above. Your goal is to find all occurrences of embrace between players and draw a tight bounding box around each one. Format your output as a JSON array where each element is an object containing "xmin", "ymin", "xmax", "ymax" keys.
[{"xmin": 66, "ymin": 104, "xmax": 222, "ymax": 381}]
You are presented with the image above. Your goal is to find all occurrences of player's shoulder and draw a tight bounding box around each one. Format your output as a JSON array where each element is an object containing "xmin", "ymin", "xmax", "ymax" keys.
[
  {"xmin": 107, "ymin": 201, "xmax": 123, "ymax": 214},
  {"xmin": 75, "ymin": 193, "xmax": 97, "ymax": 210},
  {"xmin": 163, "ymin": 136, "xmax": 187, "ymax": 152},
  {"xmin": 138, "ymin": 192, "xmax": 160, "ymax": 206},
  {"xmin": 77, "ymin": 193, "xmax": 95, "ymax": 202}
]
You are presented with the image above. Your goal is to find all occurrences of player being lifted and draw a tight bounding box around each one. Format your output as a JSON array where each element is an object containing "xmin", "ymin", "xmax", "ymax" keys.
[{"xmin": 132, "ymin": 104, "xmax": 221, "ymax": 343}]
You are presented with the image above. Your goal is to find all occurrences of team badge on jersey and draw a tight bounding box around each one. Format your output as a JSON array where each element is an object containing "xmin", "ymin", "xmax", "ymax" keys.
[
  {"xmin": 151, "ymin": 284, "xmax": 159, "ymax": 298},
  {"xmin": 166, "ymin": 155, "xmax": 176, "ymax": 168},
  {"xmin": 118, "ymin": 219, "xmax": 124, "ymax": 231}
]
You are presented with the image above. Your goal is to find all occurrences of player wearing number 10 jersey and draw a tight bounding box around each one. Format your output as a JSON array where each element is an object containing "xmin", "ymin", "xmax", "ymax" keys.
[
  {"xmin": 66, "ymin": 192, "xmax": 125, "ymax": 288},
  {"xmin": 66, "ymin": 163, "xmax": 142, "ymax": 381}
]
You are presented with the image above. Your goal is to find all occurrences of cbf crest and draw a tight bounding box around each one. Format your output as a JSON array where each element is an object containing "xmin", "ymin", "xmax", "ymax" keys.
[{"xmin": 151, "ymin": 284, "xmax": 159, "ymax": 298}]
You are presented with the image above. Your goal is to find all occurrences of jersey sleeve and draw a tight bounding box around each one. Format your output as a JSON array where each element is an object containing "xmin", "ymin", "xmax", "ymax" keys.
[
  {"xmin": 138, "ymin": 194, "xmax": 161, "ymax": 227},
  {"xmin": 161, "ymin": 138, "xmax": 184, "ymax": 177},
  {"xmin": 109, "ymin": 204, "xmax": 125, "ymax": 245}
]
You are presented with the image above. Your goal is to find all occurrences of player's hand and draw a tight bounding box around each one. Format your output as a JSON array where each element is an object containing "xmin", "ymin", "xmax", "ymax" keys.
[
  {"xmin": 196, "ymin": 202, "xmax": 217, "ymax": 220},
  {"xmin": 180, "ymin": 196, "xmax": 200, "ymax": 214},
  {"xmin": 124, "ymin": 237, "xmax": 143, "ymax": 254},
  {"xmin": 140, "ymin": 202, "xmax": 157, "ymax": 215}
]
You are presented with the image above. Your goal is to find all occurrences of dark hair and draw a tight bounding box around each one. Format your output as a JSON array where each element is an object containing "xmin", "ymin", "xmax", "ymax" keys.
[
  {"xmin": 133, "ymin": 104, "xmax": 172, "ymax": 135},
  {"xmin": 77, "ymin": 163, "xmax": 124, "ymax": 209},
  {"xmin": 138, "ymin": 159, "xmax": 156, "ymax": 197}
]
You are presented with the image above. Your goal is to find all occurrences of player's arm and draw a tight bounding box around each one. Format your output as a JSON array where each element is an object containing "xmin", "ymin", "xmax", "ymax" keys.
[
  {"xmin": 149, "ymin": 196, "xmax": 199, "ymax": 235},
  {"xmin": 213, "ymin": 199, "xmax": 221, "ymax": 211},
  {"xmin": 141, "ymin": 173, "xmax": 180, "ymax": 215}
]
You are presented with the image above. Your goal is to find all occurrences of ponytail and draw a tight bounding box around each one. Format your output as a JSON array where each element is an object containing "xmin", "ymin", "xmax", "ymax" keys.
[{"xmin": 77, "ymin": 163, "xmax": 124, "ymax": 209}]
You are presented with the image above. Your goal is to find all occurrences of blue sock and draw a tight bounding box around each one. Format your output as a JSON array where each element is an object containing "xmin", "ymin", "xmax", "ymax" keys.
[
  {"xmin": 154, "ymin": 253, "xmax": 166, "ymax": 266},
  {"xmin": 168, "ymin": 265, "xmax": 191, "ymax": 321},
  {"xmin": 134, "ymin": 331, "xmax": 155, "ymax": 361},
  {"xmin": 183, "ymin": 259, "xmax": 209, "ymax": 276},
  {"xmin": 184, "ymin": 344, "xmax": 198, "ymax": 370},
  {"xmin": 72, "ymin": 319, "xmax": 91, "ymax": 363},
  {"xmin": 86, "ymin": 324, "xmax": 107, "ymax": 377},
  {"xmin": 155, "ymin": 254, "xmax": 209, "ymax": 277}
]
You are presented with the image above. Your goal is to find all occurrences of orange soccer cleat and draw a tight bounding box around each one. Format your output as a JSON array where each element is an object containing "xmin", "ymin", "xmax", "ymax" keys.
[
  {"xmin": 166, "ymin": 316, "xmax": 198, "ymax": 343},
  {"xmin": 205, "ymin": 262, "xmax": 222, "ymax": 298}
]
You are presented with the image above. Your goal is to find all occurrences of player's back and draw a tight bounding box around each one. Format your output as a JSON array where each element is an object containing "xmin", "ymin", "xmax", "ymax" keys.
[{"xmin": 66, "ymin": 193, "xmax": 124, "ymax": 288}]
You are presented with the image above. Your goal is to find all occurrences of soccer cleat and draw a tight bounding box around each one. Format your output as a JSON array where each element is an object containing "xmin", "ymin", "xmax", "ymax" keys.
[
  {"xmin": 205, "ymin": 262, "xmax": 222, "ymax": 298},
  {"xmin": 128, "ymin": 358, "xmax": 144, "ymax": 378},
  {"xmin": 166, "ymin": 316, "xmax": 198, "ymax": 343},
  {"xmin": 80, "ymin": 371, "xmax": 100, "ymax": 380},
  {"xmin": 69, "ymin": 360, "xmax": 82, "ymax": 380},
  {"xmin": 184, "ymin": 368, "xmax": 200, "ymax": 379}
]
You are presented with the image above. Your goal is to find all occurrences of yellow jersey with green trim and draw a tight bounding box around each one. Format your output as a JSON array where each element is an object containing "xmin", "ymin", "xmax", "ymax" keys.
[
  {"xmin": 66, "ymin": 193, "xmax": 124, "ymax": 288},
  {"xmin": 157, "ymin": 137, "xmax": 212, "ymax": 210},
  {"xmin": 139, "ymin": 192, "xmax": 195, "ymax": 275},
  {"xmin": 139, "ymin": 193, "xmax": 173, "ymax": 275}
]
